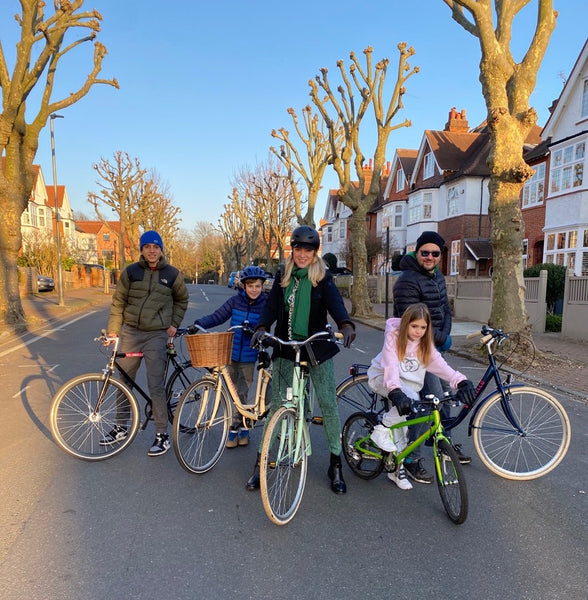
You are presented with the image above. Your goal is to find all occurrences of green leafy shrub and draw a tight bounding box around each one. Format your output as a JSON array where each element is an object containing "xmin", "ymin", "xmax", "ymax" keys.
[
  {"xmin": 523, "ymin": 263, "xmax": 566, "ymax": 313},
  {"xmin": 545, "ymin": 313, "xmax": 562, "ymax": 332}
]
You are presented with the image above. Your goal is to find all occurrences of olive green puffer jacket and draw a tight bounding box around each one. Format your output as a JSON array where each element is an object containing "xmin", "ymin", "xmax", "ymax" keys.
[{"xmin": 107, "ymin": 256, "xmax": 189, "ymax": 333}]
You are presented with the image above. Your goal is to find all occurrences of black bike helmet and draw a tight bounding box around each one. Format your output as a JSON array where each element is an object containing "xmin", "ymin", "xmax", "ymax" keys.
[
  {"xmin": 240, "ymin": 265, "xmax": 267, "ymax": 283},
  {"xmin": 290, "ymin": 225, "xmax": 320, "ymax": 250}
]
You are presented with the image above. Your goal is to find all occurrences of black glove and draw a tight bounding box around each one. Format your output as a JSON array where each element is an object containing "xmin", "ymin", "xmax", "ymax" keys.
[
  {"xmin": 340, "ymin": 323, "xmax": 356, "ymax": 348},
  {"xmin": 388, "ymin": 389, "xmax": 412, "ymax": 416},
  {"xmin": 250, "ymin": 326, "xmax": 267, "ymax": 348},
  {"xmin": 257, "ymin": 350, "xmax": 271, "ymax": 370},
  {"xmin": 456, "ymin": 380, "xmax": 475, "ymax": 407}
]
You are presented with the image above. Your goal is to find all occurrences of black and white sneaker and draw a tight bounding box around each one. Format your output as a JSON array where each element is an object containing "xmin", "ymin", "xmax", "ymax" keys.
[
  {"xmin": 453, "ymin": 443, "xmax": 472, "ymax": 465},
  {"xmin": 148, "ymin": 433, "xmax": 170, "ymax": 456},
  {"xmin": 99, "ymin": 425, "xmax": 128, "ymax": 446},
  {"xmin": 404, "ymin": 458, "xmax": 434, "ymax": 484}
]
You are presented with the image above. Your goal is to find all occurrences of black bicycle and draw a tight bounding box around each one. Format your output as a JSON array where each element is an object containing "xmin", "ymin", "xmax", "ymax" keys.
[
  {"xmin": 337, "ymin": 325, "xmax": 571, "ymax": 480},
  {"xmin": 49, "ymin": 328, "xmax": 203, "ymax": 460}
]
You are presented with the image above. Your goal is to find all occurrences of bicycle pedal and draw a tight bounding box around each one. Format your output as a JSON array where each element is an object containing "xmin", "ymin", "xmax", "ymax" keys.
[{"xmin": 310, "ymin": 416, "xmax": 323, "ymax": 425}]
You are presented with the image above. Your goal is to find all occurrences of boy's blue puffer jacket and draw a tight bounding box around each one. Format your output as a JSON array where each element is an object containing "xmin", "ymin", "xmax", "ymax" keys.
[{"xmin": 194, "ymin": 288, "xmax": 267, "ymax": 363}]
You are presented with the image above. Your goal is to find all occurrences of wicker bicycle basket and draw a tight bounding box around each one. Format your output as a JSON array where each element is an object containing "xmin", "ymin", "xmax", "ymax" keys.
[{"xmin": 186, "ymin": 331, "xmax": 234, "ymax": 367}]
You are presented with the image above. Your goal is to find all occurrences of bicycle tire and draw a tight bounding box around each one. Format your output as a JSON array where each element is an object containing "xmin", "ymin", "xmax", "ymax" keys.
[
  {"xmin": 341, "ymin": 412, "xmax": 385, "ymax": 480},
  {"xmin": 166, "ymin": 364, "xmax": 203, "ymax": 423},
  {"xmin": 172, "ymin": 377, "xmax": 231, "ymax": 474},
  {"xmin": 472, "ymin": 386, "xmax": 571, "ymax": 480},
  {"xmin": 260, "ymin": 406, "xmax": 308, "ymax": 525},
  {"xmin": 50, "ymin": 374, "xmax": 140, "ymax": 461},
  {"xmin": 435, "ymin": 438, "xmax": 468, "ymax": 524},
  {"xmin": 336, "ymin": 373, "xmax": 382, "ymax": 414}
]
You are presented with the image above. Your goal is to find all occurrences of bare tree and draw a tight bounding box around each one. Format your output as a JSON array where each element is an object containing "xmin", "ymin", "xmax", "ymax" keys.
[
  {"xmin": 270, "ymin": 105, "xmax": 343, "ymax": 227},
  {"xmin": 88, "ymin": 152, "xmax": 150, "ymax": 269},
  {"xmin": 218, "ymin": 188, "xmax": 250, "ymax": 275},
  {"xmin": 0, "ymin": 0, "xmax": 118, "ymax": 326},
  {"xmin": 309, "ymin": 44, "xmax": 418, "ymax": 317},
  {"xmin": 442, "ymin": 0, "xmax": 557, "ymax": 335}
]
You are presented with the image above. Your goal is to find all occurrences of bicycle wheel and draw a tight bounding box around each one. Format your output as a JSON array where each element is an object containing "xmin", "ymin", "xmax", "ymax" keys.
[
  {"xmin": 336, "ymin": 373, "xmax": 382, "ymax": 413},
  {"xmin": 342, "ymin": 412, "xmax": 385, "ymax": 480},
  {"xmin": 172, "ymin": 377, "xmax": 231, "ymax": 474},
  {"xmin": 472, "ymin": 386, "xmax": 571, "ymax": 480},
  {"xmin": 260, "ymin": 407, "xmax": 308, "ymax": 525},
  {"xmin": 50, "ymin": 374, "xmax": 140, "ymax": 460},
  {"xmin": 166, "ymin": 364, "xmax": 203, "ymax": 423},
  {"xmin": 435, "ymin": 438, "xmax": 468, "ymax": 524}
]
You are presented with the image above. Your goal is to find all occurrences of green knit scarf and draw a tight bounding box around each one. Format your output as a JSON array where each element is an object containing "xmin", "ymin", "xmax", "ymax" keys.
[{"xmin": 284, "ymin": 266, "xmax": 312, "ymax": 340}]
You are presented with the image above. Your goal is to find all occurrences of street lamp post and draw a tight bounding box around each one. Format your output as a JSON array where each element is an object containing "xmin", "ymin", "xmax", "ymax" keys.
[{"xmin": 50, "ymin": 113, "xmax": 65, "ymax": 307}]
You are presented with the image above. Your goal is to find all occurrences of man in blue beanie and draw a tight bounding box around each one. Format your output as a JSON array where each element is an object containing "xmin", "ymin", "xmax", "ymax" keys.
[
  {"xmin": 393, "ymin": 231, "xmax": 472, "ymax": 483},
  {"xmin": 103, "ymin": 230, "xmax": 189, "ymax": 456}
]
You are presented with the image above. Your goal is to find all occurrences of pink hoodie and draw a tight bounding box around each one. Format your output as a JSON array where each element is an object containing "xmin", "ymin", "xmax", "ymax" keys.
[{"xmin": 371, "ymin": 318, "xmax": 466, "ymax": 394}]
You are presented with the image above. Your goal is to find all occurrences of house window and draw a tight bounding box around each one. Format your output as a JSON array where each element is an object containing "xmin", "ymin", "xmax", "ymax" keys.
[
  {"xmin": 550, "ymin": 141, "xmax": 585, "ymax": 193},
  {"xmin": 38, "ymin": 207, "xmax": 46, "ymax": 228},
  {"xmin": 424, "ymin": 152, "xmax": 435, "ymax": 179},
  {"xmin": 447, "ymin": 186, "xmax": 459, "ymax": 216},
  {"xmin": 396, "ymin": 169, "xmax": 405, "ymax": 192},
  {"xmin": 22, "ymin": 209, "xmax": 30, "ymax": 225},
  {"xmin": 522, "ymin": 239, "xmax": 528, "ymax": 269},
  {"xmin": 450, "ymin": 240, "xmax": 460, "ymax": 275},
  {"xmin": 394, "ymin": 204, "xmax": 403, "ymax": 228},
  {"xmin": 408, "ymin": 192, "xmax": 432, "ymax": 223},
  {"xmin": 325, "ymin": 225, "xmax": 333, "ymax": 243},
  {"xmin": 522, "ymin": 163, "xmax": 545, "ymax": 207},
  {"xmin": 582, "ymin": 79, "xmax": 588, "ymax": 119},
  {"xmin": 103, "ymin": 232, "xmax": 110, "ymax": 241},
  {"xmin": 544, "ymin": 228, "xmax": 580, "ymax": 272},
  {"xmin": 338, "ymin": 220, "xmax": 346, "ymax": 239}
]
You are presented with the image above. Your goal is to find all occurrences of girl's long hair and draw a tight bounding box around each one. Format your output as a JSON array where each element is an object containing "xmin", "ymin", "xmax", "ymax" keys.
[
  {"xmin": 281, "ymin": 250, "xmax": 326, "ymax": 287},
  {"xmin": 397, "ymin": 303, "xmax": 434, "ymax": 364}
]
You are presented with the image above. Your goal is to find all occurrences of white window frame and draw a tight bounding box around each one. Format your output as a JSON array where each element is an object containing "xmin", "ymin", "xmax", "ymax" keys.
[
  {"xmin": 447, "ymin": 185, "xmax": 459, "ymax": 216},
  {"xmin": 522, "ymin": 163, "xmax": 545, "ymax": 208},
  {"xmin": 424, "ymin": 152, "xmax": 435, "ymax": 179},
  {"xmin": 393, "ymin": 203, "xmax": 403, "ymax": 228},
  {"xmin": 582, "ymin": 79, "xmax": 588, "ymax": 119},
  {"xmin": 325, "ymin": 225, "xmax": 333, "ymax": 244},
  {"xmin": 550, "ymin": 141, "xmax": 585, "ymax": 194},
  {"xmin": 407, "ymin": 192, "xmax": 432, "ymax": 224},
  {"xmin": 396, "ymin": 169, "xmax": 406, "ymax": 192},
  {"xmin": 338, "ymin": 220, "xmax": 346, "ymax": 239},
  {"xmin": 522, "ymin": 238, "xmax": 528, "ymax": 269},
  {"xmin": 450, "ymin": 240, "xmax": 460, "ymax": 275}
]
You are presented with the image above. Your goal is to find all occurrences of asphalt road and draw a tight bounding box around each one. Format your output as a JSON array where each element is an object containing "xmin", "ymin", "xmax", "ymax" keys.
[{"xmin": 0, "ymin": 285, "xmax": 586, "ymax": 599}]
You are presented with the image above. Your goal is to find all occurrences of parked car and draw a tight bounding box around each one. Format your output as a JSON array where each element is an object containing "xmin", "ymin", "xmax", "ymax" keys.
[
  {"xmin": 330, "ymin": 267, "xmax": 353, "ymax": 276},
  {"xmin": 82, "ymin": 263, "xmax": 105, "ymax": 270},
  {"xmin": 37, "ymin": 274, "xmax": 55, "ymax": 292}
]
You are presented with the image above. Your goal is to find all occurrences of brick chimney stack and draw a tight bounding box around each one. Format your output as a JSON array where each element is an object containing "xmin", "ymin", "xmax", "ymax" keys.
[{"xmin": 445, "ymin": 107, "xmax": 469, "ymax": 132}]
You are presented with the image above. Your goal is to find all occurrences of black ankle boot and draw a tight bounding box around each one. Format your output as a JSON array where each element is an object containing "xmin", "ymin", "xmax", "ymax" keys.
[
  {"xmin": 246, "ymin": 452, "xmax": 261, "ymax": 491},
  {"xmin": 328, "ymin": 453, "xmax": 346, "ymax": 495}
]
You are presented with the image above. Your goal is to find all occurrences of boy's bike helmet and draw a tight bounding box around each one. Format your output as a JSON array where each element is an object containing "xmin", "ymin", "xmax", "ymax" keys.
[
  {"xmin": 240, "ymin": 266, "xmax": 267, "ymax": 283},
  {"xmin": 290, "ymin": 225, "xmax": 320, "ymax": 250}
]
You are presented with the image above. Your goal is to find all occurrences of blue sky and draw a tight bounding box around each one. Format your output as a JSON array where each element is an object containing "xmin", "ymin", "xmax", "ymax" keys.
[{"xmin": 7, "ymin": 0, "xmax": 587, "ymax": 231}]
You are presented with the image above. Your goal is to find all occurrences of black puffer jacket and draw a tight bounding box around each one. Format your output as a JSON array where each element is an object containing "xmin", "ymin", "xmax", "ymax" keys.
[
  {"xmin": 393, "ymin": 252, "xmax": 451, "ymax": 348},
  {"xmin": 259, "ymin": 269, "xmax": 354, "ymax": 364}
]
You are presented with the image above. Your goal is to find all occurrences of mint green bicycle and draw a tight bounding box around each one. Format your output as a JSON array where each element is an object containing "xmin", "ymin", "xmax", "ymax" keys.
[
  {"xmin": 342, "ymin": 393, "xmax": 468, "ymax": 524},
  {"xmin": 258, "ymin": 327, "xmax": 342, "ymax": 526}
]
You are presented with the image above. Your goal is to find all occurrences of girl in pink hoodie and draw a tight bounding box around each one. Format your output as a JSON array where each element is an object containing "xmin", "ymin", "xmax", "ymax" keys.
[{"xmin": 367, "ymin": 303, "xmax": 474, "ymax": 490}]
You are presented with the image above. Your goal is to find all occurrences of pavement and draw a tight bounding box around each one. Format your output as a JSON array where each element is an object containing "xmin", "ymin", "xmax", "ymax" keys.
[{"xmin": 1, "ymin": 286, "xmax": 586, "ymax": 400}]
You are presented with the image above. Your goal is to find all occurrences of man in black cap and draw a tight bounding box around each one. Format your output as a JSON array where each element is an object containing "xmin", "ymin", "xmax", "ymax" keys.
[{"xmin": 392, "ymin": 231, "xmax": 471, "ymax": 484}]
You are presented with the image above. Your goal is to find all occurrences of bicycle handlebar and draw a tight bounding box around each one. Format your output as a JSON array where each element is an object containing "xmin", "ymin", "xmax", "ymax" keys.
[
  {"xmin": 256, "ymin": 326, "xmax": 342, "ymax": 350},
  {"xmin": 466, "ymin": 325, "xmax": 509, "ymax": 347}
]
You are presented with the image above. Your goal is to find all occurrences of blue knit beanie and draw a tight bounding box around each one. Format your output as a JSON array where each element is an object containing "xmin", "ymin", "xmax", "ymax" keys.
[{"xmin": 140, "ymin": 230, "xmax": 164, "ymax": 252}]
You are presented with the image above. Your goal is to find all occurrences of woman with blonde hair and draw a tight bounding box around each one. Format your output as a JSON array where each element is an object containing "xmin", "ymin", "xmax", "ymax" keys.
[{"xmin": 247, "ymin": 225, "xmax": 356, "ymax": 494}]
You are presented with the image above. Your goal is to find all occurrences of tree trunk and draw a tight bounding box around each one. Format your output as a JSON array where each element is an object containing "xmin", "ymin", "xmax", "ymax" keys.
[
  {"xmin": 486, "ymin": 112, "xmax": 533, "ymax": 335},
  {"xmin": 0, "ymin": 184, "xmax": 27, "ymax": 326},
  {"xmin": 348, "ymin": 205, "xmax": 374, "ymax": 317}
]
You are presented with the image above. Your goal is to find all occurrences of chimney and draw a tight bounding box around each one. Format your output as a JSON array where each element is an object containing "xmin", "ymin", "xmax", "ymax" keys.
[{"xmin": 445, "ymin": 107, "xmax": 469, "ymax": 132}]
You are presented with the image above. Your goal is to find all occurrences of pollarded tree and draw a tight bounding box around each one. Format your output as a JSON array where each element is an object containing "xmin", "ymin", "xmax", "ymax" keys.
[
  {"xmin": 88, "ymin": 152, "xmax": 147, "ymax": 270},
  {"xmin": 0, "ymin": 1, "xmax": 118, "ymax": 326},
  {"xmin": 309, "ymin": 44, "xmax": 418, "ymax": 317},
  {"xmin": 270, "ymin": 105, "xmax": 343, "ymax": 228},
  {"xmin": 442, "ymin": 0, "xmax": 557, "ymax": 335}
]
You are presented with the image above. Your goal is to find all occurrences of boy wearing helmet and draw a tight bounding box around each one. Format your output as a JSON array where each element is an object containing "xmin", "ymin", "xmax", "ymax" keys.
[{"xmin": 193, "ymin": 266, "xmax": 268, "ymax": 447}]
